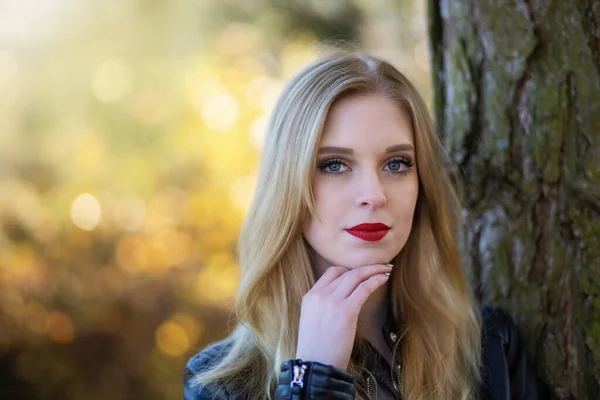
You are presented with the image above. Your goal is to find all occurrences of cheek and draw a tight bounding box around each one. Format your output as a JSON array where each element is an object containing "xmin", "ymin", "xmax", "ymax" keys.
[
  {"xmin": 406, "ymin": 183, "xmax": 419, "ymax": 212},
  {"xmin": 390, "ymin": 180, "xmax": 419, "ymax": 210},
  {"xmin": 312, "ymin": 179, "xmax": 346, "ymax": 215},
  {"xmin": 304, "ymin": 184, "xmax": 346, "ymax": 240},
  {"xmin": 302, "ymin": 213, "xmax": 333, "ymax": 256}
]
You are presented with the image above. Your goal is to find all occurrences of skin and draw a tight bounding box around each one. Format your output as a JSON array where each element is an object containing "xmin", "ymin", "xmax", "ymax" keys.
[{"xmin": 296, "ymin": 93, "xmax": 419, "ymax": 370}]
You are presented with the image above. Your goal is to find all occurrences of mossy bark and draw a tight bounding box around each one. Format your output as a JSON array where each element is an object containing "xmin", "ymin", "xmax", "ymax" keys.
[{"xmin": 429, "ymin": 0, "xmax": 600, "ymax": 398}]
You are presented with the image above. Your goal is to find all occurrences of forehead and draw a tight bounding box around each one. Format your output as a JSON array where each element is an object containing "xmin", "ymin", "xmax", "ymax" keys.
[{"xmin": 320, "ymin": 93, "xmax": 414, "ymax": 148}]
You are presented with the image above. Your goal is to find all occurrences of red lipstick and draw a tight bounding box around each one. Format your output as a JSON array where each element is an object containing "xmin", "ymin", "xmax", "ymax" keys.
[{"xmin": 346, "ymin": 223, "xmax": 390, "ymax": 242}]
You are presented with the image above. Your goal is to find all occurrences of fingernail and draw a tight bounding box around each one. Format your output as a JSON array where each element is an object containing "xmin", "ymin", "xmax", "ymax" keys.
[
  {"xmin": 384, "ymin": 272, "xmax": 391, "ymax": 276},
  {"xmin": 386, "ymin": 263, "xmax": 394, "ymax": 268}
]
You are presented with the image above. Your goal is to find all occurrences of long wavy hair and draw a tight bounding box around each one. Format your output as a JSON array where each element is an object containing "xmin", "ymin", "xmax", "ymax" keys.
[{"xmin": 192, "ymin": 52, "xmax": 482, "ymax": 400}]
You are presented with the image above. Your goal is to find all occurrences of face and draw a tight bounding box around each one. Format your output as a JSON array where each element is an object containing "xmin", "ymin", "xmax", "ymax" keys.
[{"xmin": 303, "ymin": 93, "xmax": 419, "ymax": 276}]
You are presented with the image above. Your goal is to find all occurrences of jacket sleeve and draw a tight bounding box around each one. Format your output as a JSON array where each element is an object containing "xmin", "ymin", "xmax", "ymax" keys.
[{"xmin": 275, "ymin": 359, "xmax": 355, "ymax": 399}]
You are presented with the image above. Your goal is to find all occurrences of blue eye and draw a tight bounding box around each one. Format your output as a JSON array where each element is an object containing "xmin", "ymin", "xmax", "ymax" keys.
[
  {"xmin": 385, "ymin": 157, "xmax": 413, "ymax": 175},
  {"xmin": 318, "ymin": 158, "xmax": 347, "ymax": 176},
  {"xmin": 317, "ymin": 156, "xmax": 414, "ymax": 177},
  {"xmin": 388, "ymin": 161, "xmax": 402, "ymax": 171},
  {"xmin": 327, "ymin": 162, "xmax": 342, "ymax": 172}
]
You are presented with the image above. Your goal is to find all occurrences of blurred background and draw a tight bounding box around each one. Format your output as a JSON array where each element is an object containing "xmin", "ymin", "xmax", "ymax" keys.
[{"xmin": 0, "ymin": 0, "xmax": 431, "ymax": 398}]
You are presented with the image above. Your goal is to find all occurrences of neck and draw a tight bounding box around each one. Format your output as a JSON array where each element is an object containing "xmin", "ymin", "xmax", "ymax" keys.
[{"xmin": 357, "ymin": 281, "xmax": 389, "ymax": 342}]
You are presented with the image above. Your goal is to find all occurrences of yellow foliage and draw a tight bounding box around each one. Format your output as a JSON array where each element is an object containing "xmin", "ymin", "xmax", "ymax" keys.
[
  {"xmin": 193, "ymin": 252, "xmax": 240, "ymax": 307},
  {"xmin": 155, "ymin": 320, "xmax": 190, "ymax": 357}
]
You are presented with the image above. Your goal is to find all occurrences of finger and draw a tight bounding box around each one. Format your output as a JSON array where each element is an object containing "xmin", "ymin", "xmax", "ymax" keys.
[
  {"xmin": 311, "ymin": 265, "xmax": 349, "ymax": 291},
  {"xmin": 345, "ymin": 273, "xmax": 390, "ymax": 310},
  {"xmin": 331, "ymin": 264, "xmax": 392, "ymax": 298}
]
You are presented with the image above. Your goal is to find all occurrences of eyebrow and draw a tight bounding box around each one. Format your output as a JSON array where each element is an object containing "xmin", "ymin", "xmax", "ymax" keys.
[{"xmin": 317, "ymin": 144, "xmax": 414, "ymax": 155}]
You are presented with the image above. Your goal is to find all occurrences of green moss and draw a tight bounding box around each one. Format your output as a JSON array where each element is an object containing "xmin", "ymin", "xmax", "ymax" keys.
[
  {"xmin": 580, "ymin": 273, "xmax": 595, "ymax": 296},
  {"xmin": 588, "ymin": 322, "xmax": 600, "ymax": 359},
  {"xmin": 476, "ymin": 0, "xmax": 537, "ymax": 78},
  {"xmin": 444, "ymin": 42, "xmax": 473, "ymax": 161},
  {"xmin": 474, "ymin": 0, "xmax": 536, "ymax": 170},
  {"xmin": 541, "ymin": 332, "xmax": 563, "ymax": 380},
  {"xmin": 584, "ymin": 148, "xmax": 600, "ymax": 183},
  {"xmin": 538, "ymin": 0, "xmax": 600, "ymax": 184}
]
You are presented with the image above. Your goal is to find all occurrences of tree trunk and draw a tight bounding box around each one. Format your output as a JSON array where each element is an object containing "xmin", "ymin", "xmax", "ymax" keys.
[{"xmin": 428, "ymin": 0, "xmax": 600, "ymax": 398}]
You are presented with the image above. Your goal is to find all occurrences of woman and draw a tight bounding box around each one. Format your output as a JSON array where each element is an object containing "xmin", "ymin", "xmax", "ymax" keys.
[{"xmin": 184, "ymin": 52, "xmax": 549, "ymax": 399}]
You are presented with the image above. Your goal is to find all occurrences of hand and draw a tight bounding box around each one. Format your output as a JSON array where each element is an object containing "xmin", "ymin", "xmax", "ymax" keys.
[{"xmin": 295, "ymin": 264, "xmax": 392, "ymax": 370}]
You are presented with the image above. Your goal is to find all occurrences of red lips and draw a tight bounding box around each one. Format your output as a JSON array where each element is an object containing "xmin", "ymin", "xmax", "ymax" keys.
[{"xmin": 346, "ymin": 223, "xmax": 390, "ymax": 242}]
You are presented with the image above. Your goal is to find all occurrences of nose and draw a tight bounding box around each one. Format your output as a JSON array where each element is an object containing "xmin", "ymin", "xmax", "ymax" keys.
[{"xmin": 355, "ymin": 172, "xmax": 387, "ymax": 209}]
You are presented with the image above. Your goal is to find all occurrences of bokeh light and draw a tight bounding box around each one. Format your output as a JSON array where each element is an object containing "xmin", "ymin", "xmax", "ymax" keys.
[
  {"xmin": 229, "ymin": 174, "xmax": 257, "ymax": 212},
  {"xmin": 91, "ymin": 59, "xmax": 134, "ymax": 103},
  {"xmin": 199, "ymin": 89, "xmax": 239, "ymax": 131},
  {"xmin": 114, "ymin": 195, "xmax": 147, "ymax": 232},
  {"xmin": 70, "ymin": 193, "xmax": 102, "ymax": 231},
  {"xmin": 155, "ymin": 319, "xmax": 190, "ymax": 357},
  {"xmin": 46, "ymin": 312, "xmax": 75, "ymax": 343},
  {"xmin": 193, "ymin": 253, "xmax": 240, "ymax": 307}
]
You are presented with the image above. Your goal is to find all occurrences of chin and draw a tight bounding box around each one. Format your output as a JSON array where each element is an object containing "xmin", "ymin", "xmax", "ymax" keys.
[{"xmin": 338, "ymin": 250, "xmax": 397, "ymax": 269}]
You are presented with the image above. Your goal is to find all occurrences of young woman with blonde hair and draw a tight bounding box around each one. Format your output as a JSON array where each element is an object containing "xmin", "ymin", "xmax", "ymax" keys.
[{"xmin": 184, "ymin": 52, "xmax": 549, "ymax": 399}]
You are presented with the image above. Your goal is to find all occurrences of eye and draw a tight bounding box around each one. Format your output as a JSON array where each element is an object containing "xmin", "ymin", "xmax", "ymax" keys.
[
  {"xmin": 317, "ymin": 156, "xmax": 414, "ymax": 177},
  {"xmin": 385, "ymin": 157, "xmax": 413, "ymax": 176},
  {"xmin": 318, "ymin": 158, "xmax": 349, "ymax": 176}
]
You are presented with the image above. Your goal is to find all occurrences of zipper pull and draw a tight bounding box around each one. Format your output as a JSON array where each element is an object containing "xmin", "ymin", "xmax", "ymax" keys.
[{"xmin": 290, "ymin": 363, "xmax": 307, "ymax": 388}]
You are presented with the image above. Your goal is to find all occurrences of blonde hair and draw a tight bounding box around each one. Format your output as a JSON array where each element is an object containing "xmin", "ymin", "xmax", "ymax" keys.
[{"xmin": 192, "ymin": 52, "xmax": 482, "ymax": 400}]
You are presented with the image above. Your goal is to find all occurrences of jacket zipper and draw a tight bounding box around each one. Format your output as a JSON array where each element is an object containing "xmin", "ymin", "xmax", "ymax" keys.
[
  {"xmin": 290, "ymin": 363, "xmax": 307, "ymax": 388},
  {"xmin": 393, "ymin": 362, "xmax": 402, "ymax": 396},
  {"xmin": 366, "ymin": 361, "xmax": 403, "ymax": 400}
]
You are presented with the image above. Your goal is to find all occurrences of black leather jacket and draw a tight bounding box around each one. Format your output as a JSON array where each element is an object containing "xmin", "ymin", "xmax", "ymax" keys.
[{"xmin": 184, "ymin": 306, "xmax": 551, "ymax": 399}]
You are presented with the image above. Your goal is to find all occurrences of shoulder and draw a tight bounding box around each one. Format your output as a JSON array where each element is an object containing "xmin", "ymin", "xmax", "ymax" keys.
[
  {"xmin": 480, "ymin": 304, "xmax": 525, "ymax": 365},
  {"xmin": 480, "ymin": 304, "xmax": 515, "ymax": 340},
  {"xmin": 479, "ymin": 304, "xmax": 551, "ymax": 399},
  {"xmin": 186, "ymin": 336, "xmax": 236, "ymax": 375},
  {"xmin": 480, "ymin": 304, "xmax": 529, "ymax": 356}
]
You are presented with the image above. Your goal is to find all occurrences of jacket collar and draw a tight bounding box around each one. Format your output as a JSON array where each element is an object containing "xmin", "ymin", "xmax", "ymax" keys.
[{"xmin": 381, "ymin": 301, "xmax": 403, "ymax": 351}]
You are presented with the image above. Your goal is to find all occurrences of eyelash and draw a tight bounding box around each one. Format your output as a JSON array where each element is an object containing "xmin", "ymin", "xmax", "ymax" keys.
[{"xmin": 318, "ymin": 157, "xmax": 414, "ymax": 177}]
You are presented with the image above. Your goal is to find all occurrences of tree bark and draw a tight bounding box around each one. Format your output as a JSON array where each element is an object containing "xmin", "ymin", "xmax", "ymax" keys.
[{"xmin": 428, "ymin": 0, "xmax": 600, "ymax": 398}]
